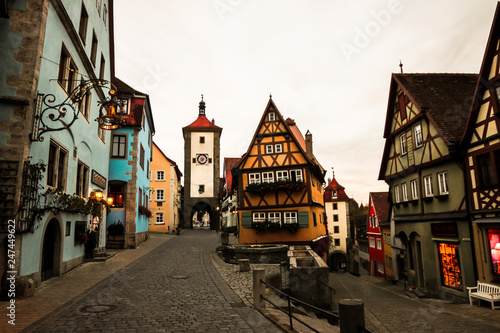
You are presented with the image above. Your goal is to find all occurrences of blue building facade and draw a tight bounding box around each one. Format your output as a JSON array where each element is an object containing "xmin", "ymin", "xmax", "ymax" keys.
[
  {"xmin": 0, "ymin": 0, "xmax": 115, "ymax": 288},
  {"xmin": 107, "ymin": 78, "xmax": 154, "ymax": 248}
]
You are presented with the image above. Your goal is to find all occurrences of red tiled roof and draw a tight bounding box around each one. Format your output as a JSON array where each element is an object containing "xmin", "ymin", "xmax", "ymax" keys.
[
  {"xmin": 370, "ymin": 192, "xmax": 390, "ymax": 223},
  {"xmin": 183, "ymin": 115, "xmax": 222, "ymax": 130},
  {"xmin": 324, "ymin": 177, "xmax": 350, "ymax": 202}
]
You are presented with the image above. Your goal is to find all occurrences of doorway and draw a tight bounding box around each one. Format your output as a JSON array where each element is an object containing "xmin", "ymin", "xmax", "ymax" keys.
[{"xmin": 41, "ymin": 218, "xmax": 61, "ymax": 281}]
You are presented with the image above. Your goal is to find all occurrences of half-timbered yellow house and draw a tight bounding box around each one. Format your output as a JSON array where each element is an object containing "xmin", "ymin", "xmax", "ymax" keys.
[
  {"xmin": 379, "ymin": 73, "xmax": 478, "ymax": 299},
  {"xmin": 233, "ymin": 98, "xmax": 326, "ymax": 246},
  {"xmin": 462, "ymin": 3, "xmax": 500, "ymax": 287}
]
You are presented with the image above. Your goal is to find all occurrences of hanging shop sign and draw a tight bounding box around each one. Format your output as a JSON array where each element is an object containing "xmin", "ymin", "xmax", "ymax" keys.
[{"xmin": 91, "ymin": 170, "xmax": 107, "ymax": 188}]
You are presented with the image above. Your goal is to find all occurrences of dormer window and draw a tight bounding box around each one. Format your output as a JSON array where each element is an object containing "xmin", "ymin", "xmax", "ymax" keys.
[{"xmin": 268, "ymin": 112, "xmax": 276, "ymax": 121}]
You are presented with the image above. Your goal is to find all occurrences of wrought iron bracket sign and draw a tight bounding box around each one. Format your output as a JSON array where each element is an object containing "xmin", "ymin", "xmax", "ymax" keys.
[{"xmin": 31, "ymin": 79, "xmax": 123, "ymax": 141}]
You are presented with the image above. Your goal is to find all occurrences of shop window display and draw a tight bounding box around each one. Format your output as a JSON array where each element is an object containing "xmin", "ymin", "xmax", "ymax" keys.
[
  {"xmin": 488, "ymin": 229, "xmax": 500, "ymax": 281},
  {"xmin": 438, "ymin": 243, "xmax": 462, "ymax": 291}
]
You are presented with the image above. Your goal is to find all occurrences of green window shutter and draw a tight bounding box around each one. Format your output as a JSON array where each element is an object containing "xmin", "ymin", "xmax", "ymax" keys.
[
  {"xmin": 298, "ymin": 211, "xmax": 309, "ymax": 227},
  {"xmin": 241, "ymin": 212, "xmax": 252, "ymax": 228}
]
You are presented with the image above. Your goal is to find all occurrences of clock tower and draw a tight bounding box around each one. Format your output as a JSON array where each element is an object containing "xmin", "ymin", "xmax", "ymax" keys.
[{"xmin": 182, "ymin": 96, "xmax": 222, "ymax": 229}]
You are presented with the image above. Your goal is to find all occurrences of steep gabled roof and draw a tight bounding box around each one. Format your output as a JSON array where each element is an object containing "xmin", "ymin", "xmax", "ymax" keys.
[
  {"xmin": 234, "ymin": 97, "xmax": 325, "ymax": 181},
  {"xmin": 369, "ymin": 192, "xmax": 390, "ymax": 224},
  {"xmin": 461, "ymin": 2, "xmax": 500, "ymax": 146},
  {"xmin": 153, "ymin": 142, "xmax": 182, "ymax": 180}
]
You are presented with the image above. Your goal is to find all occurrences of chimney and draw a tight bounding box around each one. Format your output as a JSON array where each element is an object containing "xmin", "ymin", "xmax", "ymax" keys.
[{"xmin": 305, "ymin": 130, "xmax": 313, "ymax": 159}]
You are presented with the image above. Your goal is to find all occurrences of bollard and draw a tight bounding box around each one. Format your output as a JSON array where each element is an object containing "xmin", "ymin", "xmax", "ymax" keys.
[
  {"xmin": 253, "ymin": 269, "xmax": 266, "ymax": 309},
  {"xmin": 238, "ymin": 259, "xmax": 250, "ymax": 272},
  {"xmin": 339, "ymin": 299, "xmax": 365, "ymax": 333}
]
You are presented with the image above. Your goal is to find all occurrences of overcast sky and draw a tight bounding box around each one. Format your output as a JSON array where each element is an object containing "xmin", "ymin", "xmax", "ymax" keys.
[{"xmin": 114, "ymin": 0, "xmax": 498, "ymax": 204}]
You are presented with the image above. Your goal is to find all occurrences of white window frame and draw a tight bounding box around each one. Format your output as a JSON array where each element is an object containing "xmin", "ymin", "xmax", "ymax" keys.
[
  {"xmin": 268, "ymin": 112, "xmax": 276, "ymax": 121},
  {"xmin": 155, "ymin": 212, "xmax": 164, "ymax": 224},
  {"xmin": 253, "ymin": 212, "xmax": 266, "ymax": 223},
  {"xmin": 394, "ymin": 185, "xmax": 400, "ymax": 203},
  {"xmin": 249, "ymin": 173, "xmax": 261, "ymax": 184},
  {"xmin": 156, "ymin": 189, "xmax": 165, "ymax": 202},
  {"xmin": 423, "ymin": 175, "xmax": 433, "ymax": 197},
  {"xmin": 276, "ymin": 170, "xmax": 289, "ymax": 181},
  {"xmin": 410, "ymin": 179, "xmax": 418, "ymax": 200},
  {"xmin": 284, "ymin": 212, "xmax": 297, "ymax": 224},
  {"xmin": 290, "ymin": 169, "xmax": 303, "ymax": 182},
  {"xmin": 400, "ymin": 133, "xmax": 407, "ymax": 155},
  {"xmin": 377, "ymin": 261, "xmax": 384, "ymax": 273},
  {"xmin": 262, "ymin": 172, "xmax": 274, "ymax": 183},
  {"xmin": 268, "ymin": 212, "xmax": 280, "ymax": 224},
  {"xmin": 402, "ymin": 183, "xmax": 408, "ymax": 202},
  {"xmin": 376, "ymin": 238, "xmax": 382, "ymax": 250},
  {"xmin": 437, "ymin": 172, "xmax": 449, "ymax": 195},
  {"xmin": 266, "ymin": 145, "xmax": 273, "ymax": 154},
  {"xmin": 414, "ymin": 123, "xmax": 423, "ymax": 148},
  {"xmin": 275, "ymin": 144, "xmax": 283, "ymax": 153},
  {"xmin": 369, "ymin": 237, "xmax": 375, "ymax": 248},
  {"xmin": 156, "ymin": 170, "xmax": 165, "ymax": 181}
]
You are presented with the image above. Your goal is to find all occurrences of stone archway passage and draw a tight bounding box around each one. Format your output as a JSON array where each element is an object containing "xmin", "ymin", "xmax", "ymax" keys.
[
  {"xmin": 191, "ymin": 201, "xmax": 214, "ymax": 229},
  {"xmin": 41, "ymin": 218, "xmax": 60, "ymax": 281}
]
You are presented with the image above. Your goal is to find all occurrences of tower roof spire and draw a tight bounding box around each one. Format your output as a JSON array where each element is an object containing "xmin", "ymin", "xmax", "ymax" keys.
[{"xmin": 199, "ymin": 94, "xmax": 206, "ymax": 115}]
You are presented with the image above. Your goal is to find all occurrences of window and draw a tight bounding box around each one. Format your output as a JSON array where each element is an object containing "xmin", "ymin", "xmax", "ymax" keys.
[
  {"xmin": 377, "ymin": 238, "xmax": 382, "ymax": 250},
  {"xmin": 253, "ymin": 212, "xmax": 266, "ymax": 222},
  {"xmin": 402, "ymin": 183, "xmax": 408, "ymax": 202},
  {"xmin": 268, "ymin": 212, "xmax": 280, "ymax": 224},
  {"xmin": 275, "ymin": 144, "xmax": 283, "ymax": 153},
  {"xmin": 47, "ymin": 140, "xmax": 68, "ymax": 190},
  {"xmin": 290, "ymin": 169, "xmax": 303, "ymax": 182},
  {"xmin": 78, "ymin": 81, "xmax": 91, "ymax": 120},
  {"xmin": 333, "ymin": 203, "xmax": 338, "ymax": 210},
  {"xmin": 156, "ymin": 171, "xmax": 165, "ymax": 181},
  {"xmin": 438, "ymin": 243, "xmax": 462, "ymax": 290},
  {"xmin": 139, "ymin": 188, "xmax": 143, "ymax": 207},
  {"xmin": 99, "ymin": 54, "xmax": 105, "ymax": 79},
  {"xmin": 268, "ymin": 112, "xmax": 275, "ymax": 121},
  {"xmin": 266, "ymin": 145, "xmax": 273, "ymax": 154},
  {"xmin": 78, "ymin": 3, "xmax": 88, "ymax": 44},
  {"xmin": 423, "ymin": 175, "xmax": 433, "ymax": 197},
  {"xmin": 414, "ymin": 123, "xmax": 423, "ymax": 148},
  {"xmin": 57, "ymin": 45, "xmax": 78, "ymax": 94},
  {"xmin": 488, "ymin": 229, "xmax": 500, "ymax": 281},
  {"xmin": 108, "ymin": 184, "xmax": 124, "ymax": 208},
  {"xmin": 377, "ymin": 262, "xmax": 384, "ymax": 273},
  {"xmin": 198, "ymin": 185, "xmax": 205, "ymax": 194},
  {"xmin": 369, "ymin": 237, "xmax": 375, "ymax": 248},
  {"xmin": 156, "ymin": 189, "xmax": 165, "ymax": 201},
  {"xmin": 262, "ymin": 172, "xmax": 274, "ymax": 183},
  {"xmin": 332, "ymin": 190, "xmax": 337, "ymax": 198},
  {"xmin": 284, "ymin": 212, "xmax": 297, "ymax": 224},
  {"xmin": 90, "ymin": 31, "xmax": 98, "ymax": 66},
  {"xmin": 111, "ymin": 135, "xmax": 127, "ymax": 158},
  {"xmin": 400, "ymin": 133, "xmax": 407, "ymax": 155},
  {"xmin": 276, "ymin": 170, "xmax": 288, "ymax": 181},
  {"xmin": 477, "ymin": 152, "xmax": 494, "ymax": 187},
  {"xmin": 333, "ymin": 214, "xmax": 339, "ymax": 222},
  {"xmin": 334, "ymin": 239, "xmax": 340, "ymax": 246},
  {"xmin": 66, "ymin": 221, "xmax": 71, "ymax": 237},
  {"xmin": 249, "ymin": 173, "xmax": 261, "ymax": 184},
  {"xmin": 140, "ymin": 144, "xmax": 145, "ymax": 170},
  {"xmin": 437, "ymin": 172, "xmax": 449, "ymax": 195},
  {"xmin": 199, "ymin": 136, "xmax": 205, "ymax": 143},
  {"xmin": 75, "ymin": 160, "xmax": 89, "ymax": 197},
  {"xmin": 334, "ymin": 226, "xmax": 339, "ymax": 233},
  {"xmin": 394, "ymin": 185, "xmax": 400, "ymax": 203},
  {"xmin": 369, "ymin": 215, "xmax": 377, "ymax": 228},
  {"xmin": 313, "ymin": 212, "xmax": 317, "ymax": 226},
  {"xmin": 155, "ymin": 212, "xmax": 164, "ymax": 224},
  {"xmin": 118, "ymin": 98, "xmax": 129, "ymax": 114},
  {"xmin": 410, "ymin": 179, "xmax": 418, "ymax": 200}
]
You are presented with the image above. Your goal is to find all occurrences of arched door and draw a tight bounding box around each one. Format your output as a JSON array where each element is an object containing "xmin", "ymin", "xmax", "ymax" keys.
[{"xmin": 41, "ymin": 218, "xmax": 61, "ymax": 281}]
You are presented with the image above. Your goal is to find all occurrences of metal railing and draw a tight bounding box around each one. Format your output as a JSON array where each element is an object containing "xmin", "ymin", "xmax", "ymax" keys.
[{"xmin": 260, "ymin": 278, "xmax": 339, "ymax": 332}]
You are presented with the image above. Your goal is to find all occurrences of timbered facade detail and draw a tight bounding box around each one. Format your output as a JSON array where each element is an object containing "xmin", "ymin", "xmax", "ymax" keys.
[{"xmin": 234, "ymin": 98, "xmax": 326, "ymax": 245}]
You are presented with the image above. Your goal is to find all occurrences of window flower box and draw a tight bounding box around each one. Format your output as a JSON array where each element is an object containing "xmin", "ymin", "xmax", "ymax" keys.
[{"xmin": 246, "ymin": 180, "xmax": 306, "ymax": 193}]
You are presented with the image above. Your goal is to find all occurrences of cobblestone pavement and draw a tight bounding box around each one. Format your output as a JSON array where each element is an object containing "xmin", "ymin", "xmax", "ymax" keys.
[
  {"xmin": 15, "ymin": 229, "xmax": 281, "ymax": 333},
  {"xmin": 331, "ymin": 271, "xmax": 500, "ymax": 333}
]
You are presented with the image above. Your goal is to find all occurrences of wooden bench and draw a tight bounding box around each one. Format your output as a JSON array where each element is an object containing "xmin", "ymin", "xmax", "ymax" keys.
[{"xmin": 467, "ymin": 281, "xmax": 500, "ymax": 310}]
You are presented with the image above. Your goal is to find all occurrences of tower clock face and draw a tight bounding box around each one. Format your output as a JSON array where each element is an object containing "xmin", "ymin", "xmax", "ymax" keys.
[{"xmin": 196, "ymin": 153, "xmax": 208, "ymax": 165}]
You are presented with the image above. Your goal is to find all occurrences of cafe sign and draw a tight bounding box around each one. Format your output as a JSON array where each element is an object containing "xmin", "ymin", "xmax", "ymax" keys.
[{"xmin": 91, "ymin": 169, "xmax": 107, "ymax": 188}]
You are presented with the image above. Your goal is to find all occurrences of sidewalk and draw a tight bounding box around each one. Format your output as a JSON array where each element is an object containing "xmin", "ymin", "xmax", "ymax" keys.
[{"xmin": 1, "ymin": 233, "xmax": 174, "ymax": 333}]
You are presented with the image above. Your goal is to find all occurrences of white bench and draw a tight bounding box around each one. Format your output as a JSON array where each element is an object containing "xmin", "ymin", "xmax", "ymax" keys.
[{"xmin": 467, "ymin": 281, "xmax": 500, "ymax": 310}]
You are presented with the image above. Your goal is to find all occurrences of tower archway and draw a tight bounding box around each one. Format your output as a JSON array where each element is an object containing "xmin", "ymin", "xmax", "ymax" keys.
[{"xmin": 191, "ymin": 201, "xmax": 214, "ymax": 229}]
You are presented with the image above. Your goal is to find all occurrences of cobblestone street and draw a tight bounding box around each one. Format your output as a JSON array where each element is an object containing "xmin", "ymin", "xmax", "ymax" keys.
[
  {"xmin": 11, "ymin": 230, "xmax": 280, "ymax": 333},
  {"xmin": 331, "ymin": 272, "xmax": 500, "ymax": 333}
]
